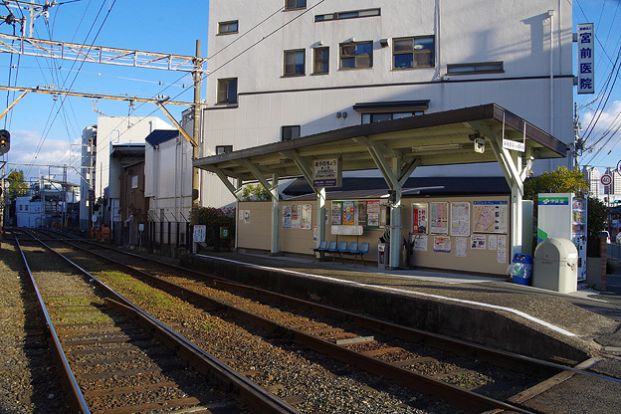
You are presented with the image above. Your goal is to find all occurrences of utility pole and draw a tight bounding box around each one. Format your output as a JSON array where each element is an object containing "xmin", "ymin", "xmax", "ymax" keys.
[
  {"xmin": 192, "ymin": 39, "xmax": 202, "ymax": 207},
  {"xmin": 573, "ymin": 102, "xmax": 583, "ymax": 170}
]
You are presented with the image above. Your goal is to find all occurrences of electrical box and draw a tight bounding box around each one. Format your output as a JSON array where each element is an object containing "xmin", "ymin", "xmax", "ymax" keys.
[{"xmin": 533, "ymin": 238, "xmax": 578, "ymax": 293}]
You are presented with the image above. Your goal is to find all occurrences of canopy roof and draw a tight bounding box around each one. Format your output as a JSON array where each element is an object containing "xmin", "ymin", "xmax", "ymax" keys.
[{"xmin": 194, "ymin": 103, "xmax": 568, "ymax": 180}]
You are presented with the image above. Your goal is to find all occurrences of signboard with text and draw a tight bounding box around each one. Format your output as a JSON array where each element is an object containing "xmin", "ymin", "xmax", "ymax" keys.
[
  {"xmin": 312, "ymin": 158, "xmax": 342, "ymax": 188},
  {"xmin": 193, "ymin": 225, "xmax": 206, "ymax": 243},
  {"xmin": 577, "ymin": 23, "xmax": 595, "ymax": 95}
]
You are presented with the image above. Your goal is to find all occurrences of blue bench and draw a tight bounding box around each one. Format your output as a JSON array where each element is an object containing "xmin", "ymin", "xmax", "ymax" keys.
[{"xmin": 314, "ymin": 240, "xmax": 369, "ymax": 264}]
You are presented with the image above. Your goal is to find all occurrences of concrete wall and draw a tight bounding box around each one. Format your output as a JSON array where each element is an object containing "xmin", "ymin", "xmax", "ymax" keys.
[
  {"xmin": 239, "ymin": 195, "xmax": 511, "ymax": 275},
  {"xmin": 203, "ymin": 0, "xmax": 573, "ymax": 208}
]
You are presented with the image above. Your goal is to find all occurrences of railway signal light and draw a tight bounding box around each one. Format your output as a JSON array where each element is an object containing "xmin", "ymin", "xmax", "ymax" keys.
[{"xmin": 0, "ymin": 130, "xmax": 10, "ymax": 155}]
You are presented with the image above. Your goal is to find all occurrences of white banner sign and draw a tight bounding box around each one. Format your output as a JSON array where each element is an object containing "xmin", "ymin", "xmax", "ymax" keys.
[
  {"xmin": 313, "ymin": 158, "xmax": 342, "ymax": 188},
  {"xmin": 193, "ymin": 225, "xmax": 206, "ymax": 243},
  {"xmin": 577, "ymin": 23, "xmax": 594, "ymax": 95}
]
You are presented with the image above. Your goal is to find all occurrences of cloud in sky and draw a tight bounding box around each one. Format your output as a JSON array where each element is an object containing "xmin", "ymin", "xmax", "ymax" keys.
[
  {"xmin": 5, "ymin": 129, "xmax": 82, "ymax": 182},
  {"xmin": 582, "ymin": 100, "xmax": 621, "ymax": 137}
]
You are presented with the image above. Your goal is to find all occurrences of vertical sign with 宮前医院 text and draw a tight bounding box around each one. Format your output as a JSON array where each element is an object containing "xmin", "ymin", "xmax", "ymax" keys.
[{"xmin": 577, "ymin": 23, "xmax": 594, "ymax": 95}]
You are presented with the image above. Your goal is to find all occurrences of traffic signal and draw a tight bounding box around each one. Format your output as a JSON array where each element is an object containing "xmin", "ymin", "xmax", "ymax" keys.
[{"xmin": 0, "ymin": 130, "xmax": 9, "ymax": 155}]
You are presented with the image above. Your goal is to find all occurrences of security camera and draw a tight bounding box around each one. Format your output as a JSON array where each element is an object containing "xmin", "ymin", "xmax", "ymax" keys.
[{"xmin": 474, "ymin": 137, "xmax": 486, "ymax": 154}]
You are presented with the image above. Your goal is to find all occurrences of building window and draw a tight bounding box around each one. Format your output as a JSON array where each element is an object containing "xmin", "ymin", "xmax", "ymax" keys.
[
  {"xmin": 340, "ymin": 41, "xmax": 373, "ymax": 69},
  {"xmin": 284, "ymin": 49, "xmax": 305, "ymax": 76},
  {"xmin": 216, "ymin": 145, "xmax": 233, "ymax": 155},
  {"xmin": 313, "ymin": 47, "xmax": 329, "ymax": 74},
  {"xmin": 393, "ymin": 36, "xmax": 435, "ymax": 69},
  {"xmin": 285, "ymin": 0, "xmax": 306, "ymax": 10},
  {"xmin": 218, "ymin": 20, "xmax": 239, "ymax": 35},
  {"xmin": 131, "ymin": 175, "xmax": 139, "ymax": 189},
  {"xmin": 447, "ymin": 61, "xmax": 504, "ymax": 75},
  {"xmin": 24, "ymin": 205, "xmax": 28, "ymax": 211},
  {"xmin": 361, "ymin": 112, "xmax": 424, "ymax": 124},
  {"xmin": 217, "ymin": 78, "xmax": 238, "ymax": 104},
  {"xmin": 281, "ymin": 125, "xmax": 301, "ymax": 141},
  {"xmin": 316, "ymin": 8, "xmax": 381, "ymax": 22}
]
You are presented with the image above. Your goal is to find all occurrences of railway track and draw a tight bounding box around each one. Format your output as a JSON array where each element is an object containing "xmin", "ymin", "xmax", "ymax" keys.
[
  {"xmin": 13, "ymin": 231, "xmax": 299, "ymax": 414},
  {"xmin": 28, "ymin": 229, "xmax": 621, "ymax": 413}
]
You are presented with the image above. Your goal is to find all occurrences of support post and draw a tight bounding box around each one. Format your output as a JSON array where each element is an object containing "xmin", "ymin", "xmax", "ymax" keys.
[
  {"xmin": 270, "ymin": 173, "xmax": 280, "ymax": 255},
  {"xmin": 317, "ymin": 187, "xmax": 326, "ymax": 248},
  {"xmin": 0, "ymin": 91, "xmax": 28, "ymax": 120},
  {"xmin": 192, "ymin": 39, "xmax": 202, "ymax": 207},
  {"xmin": 389, "ymin": 157, "xmax": 404, "ymax": 270}
]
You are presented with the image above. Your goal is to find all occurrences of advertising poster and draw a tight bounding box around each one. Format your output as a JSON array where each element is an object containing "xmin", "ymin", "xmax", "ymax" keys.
[
  {"xmin": 239, "ymin": 209, "xmax": 251, "ymax": 224},
  {"xmin": 471, "ymin": 234, "xmax": 487, "ymax": 250},
  {"xmin": 487, "ymin": 235, "xmax": 498, "ymax": 250},
  {"xmin": 430, "ymin": 202, "xmax": 449, "ymax": 234},
  {"xmin": 342, "ymin": 201, "xmax": 356, "ymax": 225},
  {"xmin": 472, "ymin": 201, "xmax": 508, "ymax": 234},
  {"xmin": 497, "ymin": 235, "xmax": 507, "ymax": 263},
  {"xmin": 367, "ymin": 200, "xmax": 381, "ymax": 227},
  {"xmin": 412, "ymin": 203, "xmax": 428, "ymax": 234},
  {"xmin": 450, "ymin": 202, "xmax": 471, "ymax": 237},
  {"xmin": 357, "ymin": 201, "xmax": 367, "ymax": 227},
  {"xmin": 282, "ymin": 205, "xmax": 292, "ymax": 228},
  {"xmin": 291, "ymin": 205, "xmax": 301, "ymax": 228},
  {"xmin": 301, "ymin": 204, "xmax": 312, "ymax": 230},
  {"xmin": 413, "ymin": 235, "xmax": 428, "ymax": 251},
  {"xmin": 433, "ymin": 236, "xmax": 451, "ymax": 253},
  {"xmin": 455, "ymin": 237, "xmax": 468, "ymax": 257},
  {"xmin": 331, "ymin": 202, "xmax": 342, "ymax": 225}
]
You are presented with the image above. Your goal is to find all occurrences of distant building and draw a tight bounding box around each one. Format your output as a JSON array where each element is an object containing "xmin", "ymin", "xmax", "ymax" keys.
[
  {"xmin": 604, "ymin": 167, "xmax": 621, "ymax": 196},
  {"xmin": 79, "ymin": 116, "xmax": 174, "ymax": 232},
  {"xmin": 203, "ymin": 0, "xmax": 574, "ymax": 207},
  {"xmin": 583, "ymin": 166, "xmax": 601, "ymax": 198}
]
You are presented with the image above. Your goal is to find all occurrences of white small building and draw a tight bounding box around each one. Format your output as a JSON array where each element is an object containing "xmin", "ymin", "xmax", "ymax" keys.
[
  {"xmin": 16, "ymin": 196, "xmax": 43, "ymax": 228},
  {"xmin": 203, "ymin": 0, "xmax": 574, "ymax": 207},
  {"xmin": 144, "ymin": 129, "xmax": 193, "ymax": 243}
]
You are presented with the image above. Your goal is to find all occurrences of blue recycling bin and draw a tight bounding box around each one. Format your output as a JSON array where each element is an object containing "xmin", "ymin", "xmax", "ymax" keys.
[{"xmin": 509, "ymin": 253, "xmax": 533, "ymax": 285}]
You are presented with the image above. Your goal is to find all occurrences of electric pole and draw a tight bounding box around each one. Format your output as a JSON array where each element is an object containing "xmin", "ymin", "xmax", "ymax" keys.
[
  {"xmin": 192, "ymin": 39, "xmax": 202, "ymax": 207},
  {"xmin": 573, "ymin": 102, "xmax": 583, "ymax": 170}
]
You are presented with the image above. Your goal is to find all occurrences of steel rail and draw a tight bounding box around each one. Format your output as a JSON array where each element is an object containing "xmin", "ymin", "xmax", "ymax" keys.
[
  {"xmin": 14, "ymin": 236, "xmax": 91, "ymax": 414},
  {"xmin": 58, "ymin": 235, "xmax": 604, "ymax": 380},
  {"xmin": 48, "ymin": 235, "xmax": 539, "ymax": 413},
  {"xmin": 22, "ymin": 230, "xmax": 300, "ymax": 414}
]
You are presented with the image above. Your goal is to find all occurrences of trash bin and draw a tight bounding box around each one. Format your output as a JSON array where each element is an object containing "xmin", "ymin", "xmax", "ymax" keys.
[
  {"xmin": 377, "ymin": 241, "xmax": 389, "ymax": 270},
  {"xmin": 508, "ymin": 253, "xmax": 533, "ymax": 285},
  {"xmin": 533, "ymin": 238, "xmax": 578, "ymax": 293}
]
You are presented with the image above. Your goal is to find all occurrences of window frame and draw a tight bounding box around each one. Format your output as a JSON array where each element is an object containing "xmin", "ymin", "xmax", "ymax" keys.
[
  {"xmin": 283, "ymin": 49, "xmax": 306, "ymax": 77},
  {"xmin": 361, "ymin": 111, "xmax": 424, "ymax": 125},
  {"xmin": 313, "ymin": 47, "xmax": 329, "ymax": 75},
  {"xmin": 131, "ymin": 175, "xmax": 139, "ymax": 189},
  {"xmin": 216, "ymin": 78, "xmax": 238, "ymax": 105},
  {"xmin": 447, "ymin": 61, "xmax": 504, "ymax": 76},
  {"xmin": 215, "ymin": 145, "xmax": 234, "ymax": 155},
  {"xmin": 281, "ymin": 125, "xmax": 301, "ymax": 141},
  {"xmin": 339, "ymin": 41, "xmax": 373, "ymax": 70},
  {"xmin": 218, "ymin": 20, "xmax": 239, "ymax": 35},
  {"xmin": 315, "ymin": 8, "xmax": 381, "ymax": 22},
  {"xmin": 392, "ymin": 36, "xmax": 435, "ymax": 70},
  {"xmin": 284, "ymin": 0, "xmax": 306, "ymax": 11}
]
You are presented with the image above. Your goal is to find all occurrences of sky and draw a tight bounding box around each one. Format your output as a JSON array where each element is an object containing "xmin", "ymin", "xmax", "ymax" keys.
[{"xmin": 0, "ymin": 0, "xmax": 620, "ymax": 184}]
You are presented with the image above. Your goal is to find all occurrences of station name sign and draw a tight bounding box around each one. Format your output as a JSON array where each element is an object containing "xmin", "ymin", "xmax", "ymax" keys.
[
  {"xmin": 313, "ymin": 158, "xmax": 342, "ymax": 188},
  {"xmin": 577, "ymin": 23, "xmax": 594, "ymax": 95}
]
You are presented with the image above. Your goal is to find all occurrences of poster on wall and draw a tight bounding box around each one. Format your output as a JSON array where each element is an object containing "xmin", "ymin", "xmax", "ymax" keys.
[
  {"xmin": 412, "ymin": 203, "xmax": 428, "ymax": 234},
  {"xmin": 430, "ymin": 202, "xmax": 449, "ymax": 234},
  {"xmin": 471, "ymin": 234, "xmax": 487, "ymax": 249},
  {"xmin": 301, "ymin": 204, "xmax": 312, "ymax": 230},
  {"xmin": 357, "ymin": 201, "xmax": 367, "ymax": 227},
  {"xmin": 291, "ymin": 205, "xmax": 301, "ymax": 228},
  {"xmin": 367, "ymin": 200, "xmax": 381, "ymax": 227},
  {"xmin": 472, "ymin": 201, "xmax": 508, "ymax": 234},
  {"xmin": 455, "ymin": 237, "xmax": 468, "ymax": 257},
  {"xmin": 331, "ymin": 202, "xmax": 342, "ymax": 225},
  {"xmin": 433, "ymin": 236, "xmax": 451, "ymax": 253},
  {"xmin": 282, "ymin": 205, "xmax": 292, "ymax": 228},
  {"xmin": 239, "ymin": 209, "xmax": 251, "ymax": 224},
  {"xmin": 413, "ymin": 235, "xmax": 428, "ymax": 251},
  {"xmin": 342, "ymin": 201, "xmax": 356, "ymax": 225},
  {"xmin": 450, "ymin": 202, "xmax": 471, "ymax": 237},
  {"xmin": 487, "ymin": 235, "xmax": 498, "ymax": 250},
  {"xmin": 497, "ymin": 235, "xmax": 507, "ymax": 263}
]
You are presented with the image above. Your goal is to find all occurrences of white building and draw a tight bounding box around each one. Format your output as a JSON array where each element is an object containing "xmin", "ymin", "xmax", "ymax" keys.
[
  {"xmin": 79, "ymin": 116, "xmax": 174, "ymax": 231},
  {"xmin": 203, "ymin": 0, "xmax": 574, "ymax": 207},
  {"xmin": 583, "ymin": 166, "xmax": 601, "ymax": 198},
  {"xmin": 145, "ymin": 129, "xmax": 193, "ymax": 225},
  {"xmin": 15, "ymin": 196, "xmax": 42, "ymax": 228}
]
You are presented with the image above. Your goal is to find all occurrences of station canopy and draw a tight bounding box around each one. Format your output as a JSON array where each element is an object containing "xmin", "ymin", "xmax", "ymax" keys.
[{"xmin": 194, "ymin": 103, "xmax": 568, "ymax": 180}]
